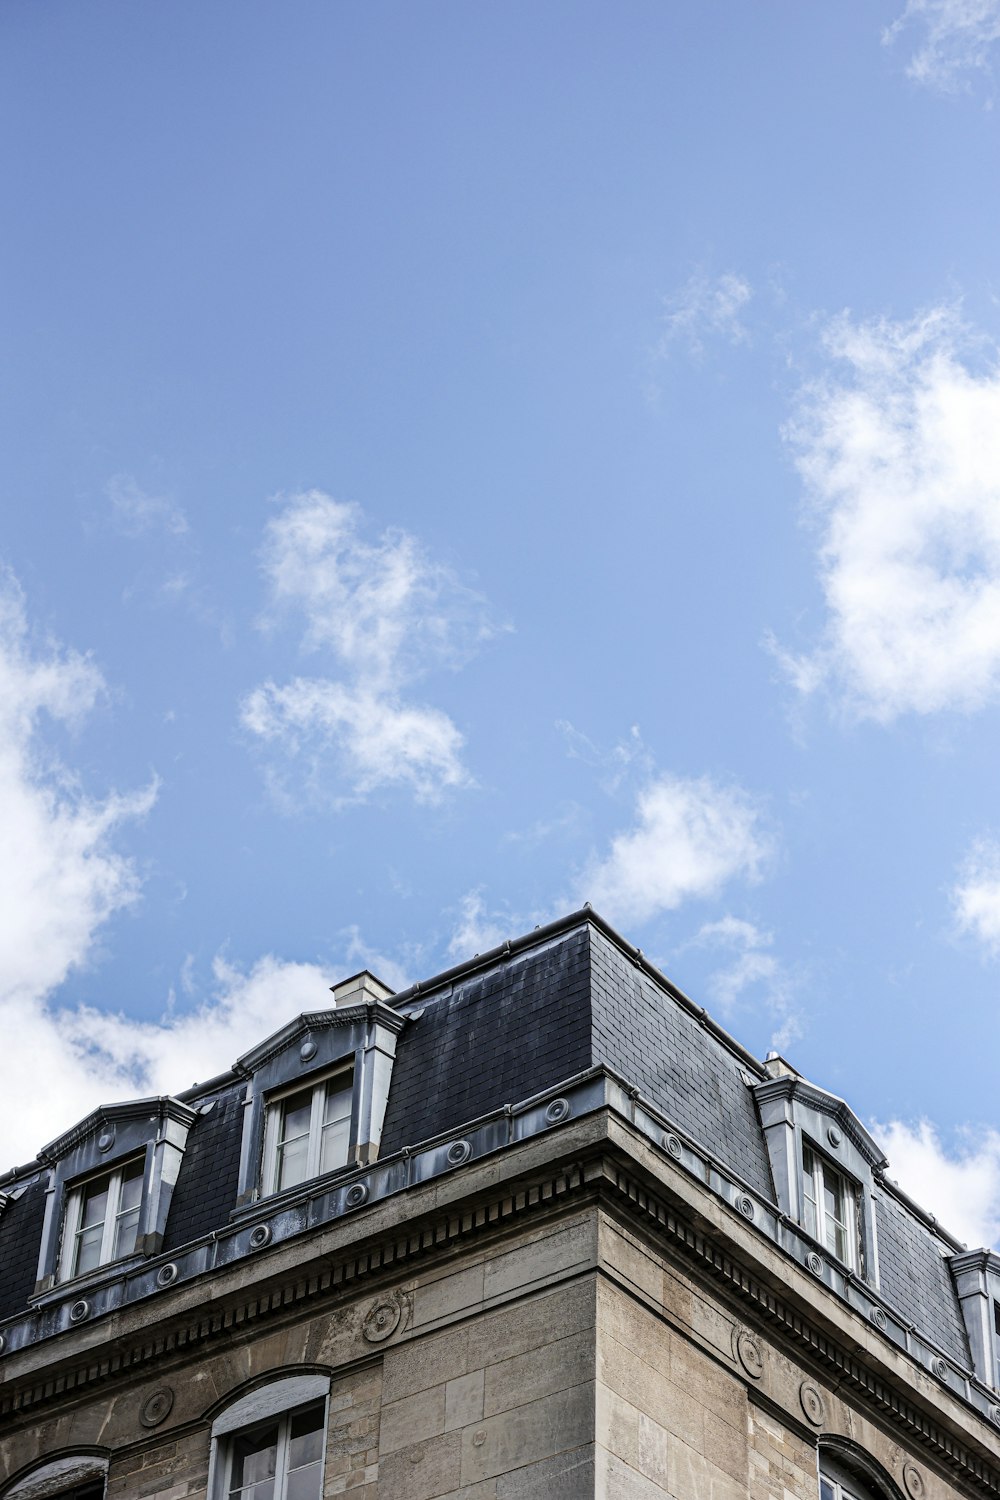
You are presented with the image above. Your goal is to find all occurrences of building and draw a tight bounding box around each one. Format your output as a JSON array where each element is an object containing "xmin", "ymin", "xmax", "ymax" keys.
[{"xmin": 1, "ymin": 907, "xmax": 999, "ymax": 1500}]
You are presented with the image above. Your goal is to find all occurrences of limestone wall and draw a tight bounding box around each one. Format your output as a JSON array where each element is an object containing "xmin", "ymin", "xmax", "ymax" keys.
[{"xmin": 1, "ymin": 1195, "xmax": 996, "ymax": 1499}]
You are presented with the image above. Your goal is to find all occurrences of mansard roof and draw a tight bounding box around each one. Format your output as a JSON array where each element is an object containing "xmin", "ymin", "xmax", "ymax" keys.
[{"xmin": 0, "ymin": 908, "xmax": 979, "ymax": 1389}]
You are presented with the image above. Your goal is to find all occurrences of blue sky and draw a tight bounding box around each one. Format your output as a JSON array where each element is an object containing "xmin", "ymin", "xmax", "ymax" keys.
[{"xmin": 4, "ymin": 0, "xmax": 1000, "ymax": 1244}]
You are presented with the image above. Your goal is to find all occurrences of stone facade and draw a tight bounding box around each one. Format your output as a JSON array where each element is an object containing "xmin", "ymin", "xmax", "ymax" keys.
[{"xmin": 1, "ymin": 911, "xmax": 998, "ymax": 1498}]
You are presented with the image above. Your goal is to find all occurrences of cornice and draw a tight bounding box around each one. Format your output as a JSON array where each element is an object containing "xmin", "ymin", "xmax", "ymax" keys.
[
  {"xmin": 235, "ymin": 1001, "xmax": 407, "ymax": 1077},
  {"xmin": 753, "ymin": 1074, "xmax": 888, "ymax": 1170},
  {"xmin": 38, "ymin": 1097, "xmax": 198, "ymax": 1167}
]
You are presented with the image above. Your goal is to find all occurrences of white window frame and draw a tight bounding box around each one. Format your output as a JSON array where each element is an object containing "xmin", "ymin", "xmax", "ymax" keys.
[
  {"xmin": 58, "ymin": 1155, "xmax": 145, "ymax": 1283},
  {"xmin": 207, "ymin": 1375, "xmax": 330, "ymax": 1500},
  {"xmin": 219, "ymin": 1401, "xmax": 325, "ymax": 1500},
  {"xmin": 261, "ymin": 1066, "xmax": 354, "ymax": 1198},
  {"xmin": 802, "ymin": 1142, "xmax": 860, "ymax": 1273}
]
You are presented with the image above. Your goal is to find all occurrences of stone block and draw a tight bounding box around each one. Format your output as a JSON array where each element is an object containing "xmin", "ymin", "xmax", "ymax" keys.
[
  {"xmin": 383, "ymin": 1325, "xmax": 471, "ymax": 1405},
  {"xmin": 495, "ymin": 1443, "xmax": 597, "ymax": 1497},
  {"xmin": 485, "ymin": 1329, "xmax": 594, "ymax": 1419},
  {"xmin": 466, "ymin": 1278, "xmax": 596, "ymax": 1371},
  {"xmin": 415, "ymin": 1262, "xmax": 486, "ymax": 1329},
  {"xmin": 460, "ymin": 1382, "xmax": 594, "ymax": 1486},
  {"xmin": 483, "ymin": 1218, "xmax": 596, "ymax": 1303},
  {"xmin": 377, "ymin": 1431, "xmax": 463, "ymax": 1500},
  {"xmin": 446, "ymin": 1369, "xmax": 486, "ymax": 1431},
  {"xmin": 597, "ymin": 1449, "xmax": 672, "ymax": 1499},
  {"xmin": 379, "ymin": 1382, "xmax": 446, "ymax": 1456}
]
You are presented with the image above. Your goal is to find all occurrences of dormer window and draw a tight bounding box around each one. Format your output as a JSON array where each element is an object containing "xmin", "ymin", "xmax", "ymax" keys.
[
  {"xmin": 262, "ymin": 1068, "xmax": 353, "ymax": 1196},
  {"xmin": 31, "ymin": 1096, "xmax": 197, "ymax": 1300},
  {"xmin": 233, "ymin": 970, "xmax": 405, "ymax": 1211},
  {"xmin": 62, "ymin": 1156, "xmax": 145, "ymax": 1280},
  {"xmin": 803, "ymin": 1142, "xmax": 859, "ymax": 1272},
  {"xmin": 753, "ymin": 1056, "xmax": 884, "ymax": 1286}
]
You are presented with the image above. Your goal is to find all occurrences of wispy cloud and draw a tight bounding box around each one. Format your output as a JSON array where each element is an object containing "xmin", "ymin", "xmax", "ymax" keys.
[
  {"xmin": 656, "ymin": 270, "xmax": 753, "ymax": 360},
  {"xmin": 241, "ymin": 492, "xmax": 503, "ymax": 806},
  {"xmin": 107, "ymin": 474, "xmax": 188, "ymax": 538},
  {"xmin": 884, "ymin": 0, "xmax": 1000, "ymax": 93},
  {"xmin": 0, "ymin": 572, "xmax": 157, "ymax": 1011},
  {"xmin": 774, "ymin": 304, "xmax": 1000, "ymax": 722},
  {"xmin": 952, "ymin": 836, "xmax": 1000, "ymax": 954},
  {"xmin": 577, "ymin": 772, "xmax": 772, "ymax": 928},
  {"xmin": 447, "ymin": 889, "xmax": 519, "ymax": 961},
  {"xmin": 877, "ymin": 1118, "xmax": 1000, "ymax": 1250},
  {"xmin": 688, "ymin": 916, "xmax": 801, "ymax": 1051}
]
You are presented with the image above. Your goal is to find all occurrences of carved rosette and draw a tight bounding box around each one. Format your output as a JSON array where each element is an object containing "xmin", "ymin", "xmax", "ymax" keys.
[
  {"xmin": 902, "ymin": 1461, "xmax": 926, "ymax": 1499},
  {"xmin": 799, "ymin": 1380, "xmax": 825, "ymax": 1427},
  {"xmin": 140, "ymin": 1387, "xmax": 174, "ymax": 1429},
  {"xmin": 732, "ymin": 1325, "xmax": 764, "ymax": 1380},
  {"xmin": 362, "ymin": 1289, "xmax": 410, "ymax": 1344}
]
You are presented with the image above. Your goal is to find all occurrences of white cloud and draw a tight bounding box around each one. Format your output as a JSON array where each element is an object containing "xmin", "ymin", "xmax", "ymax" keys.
[
  {"xmin": 877, "ymin": 1118, "xmax": 1000, "ymax": 1250},
  {"xmin": 107, "ymin": 474, "xmax": 188, "ymax": 538},
  {"xmin": 242, "ymin": 679, "xmax": 469, "ymax": 805},
  {"xmin": 777, "ymin": 305, "xmax": 1000, "ymax": 722},
  {"xmin": 0, "ymin": 574, "xmax": 157, "ymax": 1010},
  {"xmin": 657, "ymin": 271, "xmax": 753, "ymax": 359},
  {"xmin": 689, "ymin": 916, "xmax": 801, "ymax": 1052},
  {"xmin": 243, "ymin": 492, "xmax": 500, "ymax": 804},
  {"xmin": 0, "ymin": 953, "xmax": 332, "ymax": 1168},
  {"xmin": 579, "ymin": 773, "xmax": 771, "ymax": 928},
  {"xmin": 0, "ymin": 570, "xmax": 418, "ymax": 1168},
  {"xmin": 884, "ymin": 0, "xmax": 1000, "ymax": 92},
  {"xmin": 447, "ymin": 890, "xmax": 517, "ymax": 961},
  {"xmin": 952, "ymin": 836, "xmax": 1000, "ymax": 954}
]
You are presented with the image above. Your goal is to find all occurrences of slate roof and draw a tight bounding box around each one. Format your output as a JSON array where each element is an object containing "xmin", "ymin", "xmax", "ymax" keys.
[{"xmin": 0, "ymin": 909, "xmax": 975, "ymax": 1376}]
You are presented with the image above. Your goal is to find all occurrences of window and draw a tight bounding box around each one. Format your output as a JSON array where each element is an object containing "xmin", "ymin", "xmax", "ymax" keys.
[
  {"xmin": 803, "ymin": 1143, "xmax": 859, "ymax": 1271},
  {"xmin": 223, "ymin": 1401, "xmax": 324, "ymax": 1500},
  {"xmin": 993, "ymin": 1299, "xmax": 1000, "ymax": 1390},
  {"xmin": 820, "ymin": 1474, "xmax": 868, "ymax": 1500},
  {"xmin": 60, "ymin": 1156, "xmax": 145, "ymax": 1280},
  {"xmin": 209, "ymin": 1382, "xmax": 330, "ymax": 1500},
  {"xmin": 262, "ymin": 1069, "xmax": 353, "ymax": 1196},
  {"xmin": 819, "ymin": 1452, "xmax": 883, "ymax": 1500},
  {"xmin": 3, "ymin": 1455, "xmax": 109, "ymax": 1500}
]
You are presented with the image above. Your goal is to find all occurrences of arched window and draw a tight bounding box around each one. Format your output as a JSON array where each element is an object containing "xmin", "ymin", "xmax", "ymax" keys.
[
  {"xmin": 819, "ymin": 1447, "xmax": 899, "ymax": 1500},
  {"xmin": 207, "ymin": 1373, "xmax": 330, "ymax": 1500},
  {"xmin": 2, "ymin": 1455, "xmax": 107, "ymax": 1499}
]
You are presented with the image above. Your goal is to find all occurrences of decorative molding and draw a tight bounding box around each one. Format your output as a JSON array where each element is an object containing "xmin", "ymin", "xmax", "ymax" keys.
[
  {"xmin": 799, "ymin": 1380, "xmax": 826, "ymax": 1427},
  {"xmin": 235, "ymin": 1001, "xmax": 406, "ymax": 1077},
  {"xmin": 902, "ymin": 1461, "xmax": 926, "ymax": 1499},
  {"xmin": 361, "ymin": 1289, "xmax": 410, "ymax": 1344},
  {"xmin": 39, "ymin": 1097, "xmax": 197, "ymax": 1166},
  {"xmin": 140, "ymin": 1387, "xmax": 174, "ymax": 1428},
  {"xmin": 734, "ymin": 1326, "xmax": 764, "ymax": 1380}
]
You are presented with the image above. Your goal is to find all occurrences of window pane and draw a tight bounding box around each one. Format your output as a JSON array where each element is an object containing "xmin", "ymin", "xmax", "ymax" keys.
[
  {"xmin": 824, "ymin": 1172, "xmax": 844, "ymax": 1223},
  {"xmin": 119, "ymin": 1158, "xmax": 144, "ymax": 1210},
  {"xmin": 230, "ymin": 1422, "xmax": 279, "ymax": 1498},
  {"xmin": 280, "ymin": 1089, "xmax": 313, "ymax": 1143},
  {"xmin": 277, "ymin": 1132, "xmax": 310, "ymax": 1191},
  {"xmin": 285, "ymin": 1465, "xmax": 322, "ymax": 1500},
  {"xmin": 323, "ymin": 1079, "xmax": 352, "ymax": 1125},
  {"xmin": 319, "ymin": 1117, "xmax": 350, "ymax": 1175},
  {"xmin": 74, "ymin": 1223, "xmax": 105, "ymax": 1276},
  {"xmin": 820, "ymin": 1481, "xmax": 835, "ymax": 1500},
  {"xmin": 288, "ymin": 1403, "xmax": 324, "ymax": 1467},
  {"xmin": 114, "ymin": 1206, "xmax": 141, "ymax": 1259},
  {"xmin": 79, "ymin": 1175, "xmax": 111, "ymax": 1230}
]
